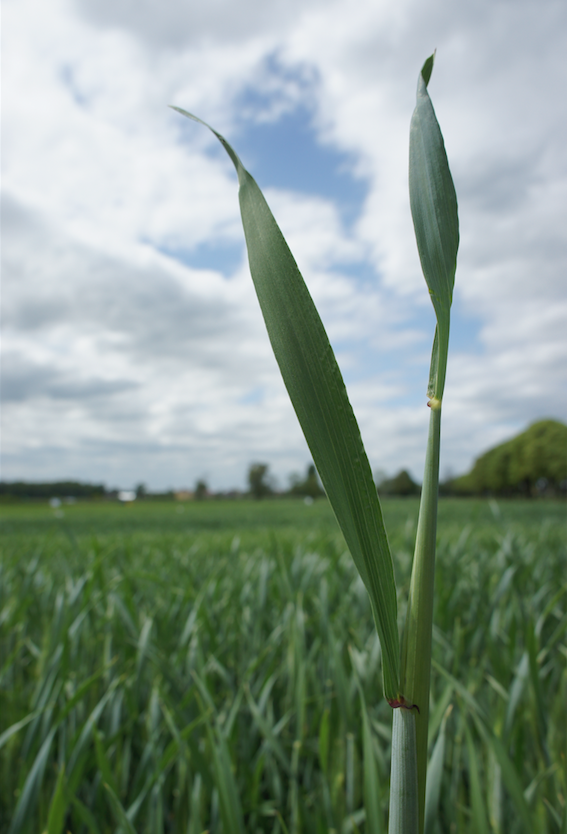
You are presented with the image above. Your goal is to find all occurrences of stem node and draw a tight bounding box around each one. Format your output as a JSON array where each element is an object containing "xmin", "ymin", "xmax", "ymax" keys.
[{"xmin": 388, "ymin": 695, "xmax": 421, "ymax": 714}]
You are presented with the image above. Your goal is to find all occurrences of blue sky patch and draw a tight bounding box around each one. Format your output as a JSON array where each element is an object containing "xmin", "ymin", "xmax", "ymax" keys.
[
  {"xmin": 218, "ymin": 56, "xmax": 370, "ymax": 226},
  {"xmin": 157, "ymin": 240, "xmax": 243, "ymax": 277},
  {"xmin": 448, "ymin": 296, "xmax": 484, "ymax": 355},
  {"xmin": 234, "ymin": 105, "xmax": 368, "ymax": 226},
  {"xmin": 239, "ymin": 387, "xmax": 265, "ymax": 405}
]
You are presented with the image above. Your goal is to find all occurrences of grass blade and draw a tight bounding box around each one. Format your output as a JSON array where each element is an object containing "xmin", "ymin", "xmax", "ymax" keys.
[
  {"xmin": 424, "ymin": 705, "xmax": 451, "ymax": 834},
  {"xmin": 68, "ymin": 793, "xmax": 103, "ymax": 834},
  {"xmin": 7, "ymin": 726, "xmax": 57, "ymax": 834},
  {"xmin": 171, "ymin": 106, "xmax": 400, "ymax": 701},
  {"xmin": 244, "ymin": 684, "xmax": 291, "ymax": 774},
  {"xmin": 104, "ymin": 782, "xmax": 138, "ymax": 834},
  {"xmin": 208, "ymin": 725, "xmax": 246, "ymax": 834},
  {"xmin": 409, "ymin": 52, "xmax": 459, "ymax": 401},
  {"xmin": 318, "ymin": 708, "xmax": 330, "ymax": 778},
  {"xmin": 471, "ymin": 714, "xmax": 534, "ymax": 834},
  {"xmin": 46, "ymin": 764, "xmax": 68, "ymax": 834},
  {"xmin": 433, "ymin": 660, "xmax": 535, "ymax": 834},
  {"xmin": 464, "ymin": 722, "xmax": 490, "ymax": 834},
  {"xmin": 0, "ymin": 710, "xmax": 42, "ymax": 750},
  {"xmin": 357, "ymin": 680, "xmax": 384, "ymax": 834},
  {"xmin": 93, "ymin": 728, "xmax": 119, "ymax": 797},
  {"xmin": 66, "ymin": 680, "xmax": 119, "ymax": 776}
]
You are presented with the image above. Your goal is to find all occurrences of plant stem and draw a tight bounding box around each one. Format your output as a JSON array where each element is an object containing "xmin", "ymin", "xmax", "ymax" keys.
[
  {"xmin": 400, "ymin": 401, "xmax": 442, "ymax": 833},
  {"xmin": 388, "ymin": 709, "xmax": 419, "ymax": 834}
]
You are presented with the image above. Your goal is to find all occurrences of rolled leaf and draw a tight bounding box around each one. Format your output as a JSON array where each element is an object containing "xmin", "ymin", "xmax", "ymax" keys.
[
  {"xmin": 171, "ymin": 106, "xmax": 400, "ymax": 700},
  {"xmin": 409, "ymin": 53, "xmax": 459, "ymax": 401}
]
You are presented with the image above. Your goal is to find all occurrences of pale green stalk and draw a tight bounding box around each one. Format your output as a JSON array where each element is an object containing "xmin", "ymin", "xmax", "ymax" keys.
[
  {"xmin": 388, "ymin": 710, "xmax": 419, "ymax": 834},
  {"xmin": 398, "ymin": 402, "xmax": 442, "ymax": 832},
  {"xmin": 387, "ymin": 396, "xmax": 442, "ymax": 834},
  {"xmin": 389, "ymin": 52, "xmax": 458, "ymax": 834},
  {"xmin": 173, "ymin": 51, "xmax": 457, "ymax": 834}
]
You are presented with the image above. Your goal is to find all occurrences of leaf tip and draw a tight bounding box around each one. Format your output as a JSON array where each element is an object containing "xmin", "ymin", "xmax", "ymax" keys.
[{"xmin": 420, "ymin": 51, "xmax": 436, "ymax": 87}]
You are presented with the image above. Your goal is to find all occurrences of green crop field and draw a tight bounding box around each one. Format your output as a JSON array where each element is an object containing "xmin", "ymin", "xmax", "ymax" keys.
[{"xmin": 1, "ymin": 498, "xmax": 565, "ymax": 833}]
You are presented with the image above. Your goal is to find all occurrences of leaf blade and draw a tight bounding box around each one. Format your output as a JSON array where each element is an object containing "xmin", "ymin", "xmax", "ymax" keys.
[
  {"xmin": 409, "ymin": 54, "xmax": 459, "ymax": 400},
  {"xmin": 172, "ymin": 106, "xmax": 400, "ymax": 700}
]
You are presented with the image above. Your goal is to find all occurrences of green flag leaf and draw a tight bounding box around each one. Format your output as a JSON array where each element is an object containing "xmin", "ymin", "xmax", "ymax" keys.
[
  {"xmin": 409, "ymin": 53, "xmax": 459, "ymax": 401},
  {"xmin": 171, "ymin": 106, "xmax": 400, "ymax": 700}
]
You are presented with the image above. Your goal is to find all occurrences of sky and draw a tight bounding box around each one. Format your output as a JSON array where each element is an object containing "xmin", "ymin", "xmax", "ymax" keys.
[{"xmin": 2, "ymin": 0, "xmax": 566, "ymax": 492}]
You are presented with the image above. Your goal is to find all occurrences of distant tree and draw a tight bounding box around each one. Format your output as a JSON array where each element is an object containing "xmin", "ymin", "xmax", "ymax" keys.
[
  {"xmin": 135, "ymin": 482, "xmax": 147, "ymax": 499},
  {"xmin": 378, "ymin": 469, "xmax": 421, "ymax": 497},
  {"xmin": 453, "ymin": 419, "xmax": 567, "ymax": 496},
  {"xmin": 0, "ymin": 481, "xmax": 106, "ymax": 500},
  {"xmin": 194, "ymin": 479, "xmax": 208, "ymax": 501},
  {"xmin": 289, "ymin": 463, "xmax": 325, "ymax": 498},
  {"xmin": 248, "ymin": 463, "xmax": 272, "ymax": 499}
]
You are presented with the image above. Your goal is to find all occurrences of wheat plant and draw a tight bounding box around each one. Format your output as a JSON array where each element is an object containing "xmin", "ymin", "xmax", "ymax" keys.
[
  {"xmin": 173, "ymin": 53, "xmax": 458, "ymax": 833},
  {"xmin": 2, "ymin": 59, "xmax": 564, "ymax": 834}
]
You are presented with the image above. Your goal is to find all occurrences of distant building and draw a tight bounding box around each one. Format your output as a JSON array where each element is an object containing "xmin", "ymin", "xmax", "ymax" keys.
[{"xmin": 175, "ymin": 490, "xmax": 194, "ymax": 501}]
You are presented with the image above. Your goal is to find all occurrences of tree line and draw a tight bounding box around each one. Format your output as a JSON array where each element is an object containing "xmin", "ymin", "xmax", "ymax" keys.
[
  {"xmin": 450, "ymin": 419, "xmax": 566, "ymax": 497},
  {"xmin": 2, "ymin": 419, "xmax": 564, "ymax": 502},
  {"xmin": 0, "ymin": 481, "xmax": 106, "ymax": 500},
  {"xmin": 212, "ymin": 419, "xmax": 567, "ymax": 499}
]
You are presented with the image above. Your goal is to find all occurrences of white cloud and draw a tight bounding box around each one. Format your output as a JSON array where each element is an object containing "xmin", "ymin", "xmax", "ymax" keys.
[{"xmin": 2, "ymin": 0, "xmax": 566, "ymax": 489}]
